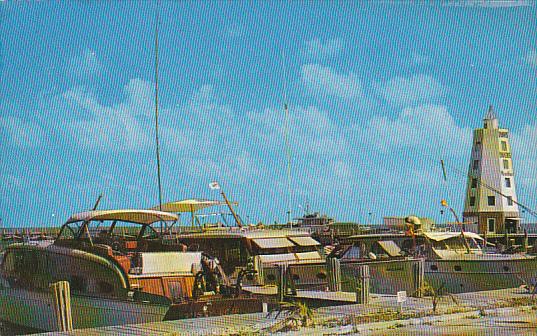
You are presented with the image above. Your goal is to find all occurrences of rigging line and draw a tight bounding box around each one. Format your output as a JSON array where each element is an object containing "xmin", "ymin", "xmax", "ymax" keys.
[
  {"xmin": 463, "ymin": 134, "xmax": 537, "ymax": 219},
  {"xmin": 282, "ymin": 50, "xmax": 292, "ymax": 225},
  {"xmin": 154, "ymin": 4, "xmax": 163, "ymax": 214},
  {"xmin": 445, "ymin": 159, "xmax": 537, "ymax": 220}
]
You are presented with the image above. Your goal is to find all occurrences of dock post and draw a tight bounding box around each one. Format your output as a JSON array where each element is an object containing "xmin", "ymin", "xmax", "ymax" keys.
[
  {"xmin": 50, "ymin": 281, "xmax": 73, "ymax": 332},
  {"xmin": 412, "ymin": 259, "xmax": 425, "ymax": 297},
  {"xmin": 355, "ymin": 265, "xmax": 370, "ymax": 304},
  {"xmin": 254, "ymin": 256, "xmax": 264, "ymax": 286},
  {"xmin": 327, "ymin": 258, "xmax": 341, "ymax": 292},
  {"xmin": 277, "ymin": 264, "xmax": 288, "ymax": 302},
  {"xmin": 523, "ymin": 229, "xmax": 528, "ymax": 253}
]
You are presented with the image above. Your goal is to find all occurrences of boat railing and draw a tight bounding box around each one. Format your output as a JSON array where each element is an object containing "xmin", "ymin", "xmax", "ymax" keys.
[{"xmin": 519, "ymin": 223, "xmax": 537, "ymax": 234}]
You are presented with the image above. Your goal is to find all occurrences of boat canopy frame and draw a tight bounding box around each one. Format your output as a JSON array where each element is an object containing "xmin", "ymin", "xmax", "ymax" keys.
[{"xmin": 57, "ymin": 209, "xmax": 178, "ymax": 242}]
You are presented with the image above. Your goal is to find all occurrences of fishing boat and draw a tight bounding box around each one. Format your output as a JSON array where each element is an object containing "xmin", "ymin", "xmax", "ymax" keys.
[
  {"xmin": 341, "ymin": 217, "xmax": 537, "ymax": 294},
  {"xmin": 152, "ymin": 199, "xmax": 324, "ymax": 282},
  {"xmin": 420, "ymin": 230, "xmax": 537, "ymax": 293},
  {"xmin": 0, "ymin": 209, "xmax": 262, "ymax": 332},
  {"xmin": 177, "ymin": 227, "xmax": 324, "ymax": 279}
]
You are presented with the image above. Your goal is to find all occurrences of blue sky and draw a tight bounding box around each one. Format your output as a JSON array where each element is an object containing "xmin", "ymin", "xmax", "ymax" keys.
[{"xmin": 1, "ymin": 1, "xmax": 536, "ymax": 227}]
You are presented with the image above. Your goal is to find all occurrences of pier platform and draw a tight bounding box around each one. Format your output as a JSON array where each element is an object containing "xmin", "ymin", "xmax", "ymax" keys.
[{"xmin": 39, "ymin": 287, "xmax": 536, "ymax": 335}]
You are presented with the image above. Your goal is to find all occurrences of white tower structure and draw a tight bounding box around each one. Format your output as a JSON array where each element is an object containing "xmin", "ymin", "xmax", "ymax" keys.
[{"xmin": 462, "ymin": 106, "xmax": 520, "ymax": 234}]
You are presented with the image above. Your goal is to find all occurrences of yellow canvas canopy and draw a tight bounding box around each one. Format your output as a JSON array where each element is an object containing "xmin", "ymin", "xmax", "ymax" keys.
[
  {"xmin": 151, "ymin": 199, "xmax": 231, "ymax": 213},
  {"xmin": 66, "ymin": 209, "xmax": 178, "ymax": 225},
  {"xmin": 423, "ymin": 231, "xmax": 483, "ymax": 242}
]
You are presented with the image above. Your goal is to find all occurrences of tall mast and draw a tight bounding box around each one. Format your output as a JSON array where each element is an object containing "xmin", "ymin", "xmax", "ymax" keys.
[
  {"xmin": 154, "ymin": 5, "xmax": 163, "ymax": 212},
  {"xmin": 153, "ymin": 4, "xmax": 164, "ymax": 234},
  {"xmin": 282, "ymin": 51, "xmax": 292, "ymax": 226}
]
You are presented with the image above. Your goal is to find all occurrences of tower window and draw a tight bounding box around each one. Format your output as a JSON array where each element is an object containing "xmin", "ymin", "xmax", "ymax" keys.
[
  {"xmin": 471, "ymin": 178, "xmax": 477, "ymax": 188},
  {"xmin": 473, "ymin": 160, "xmax": 479, "ymax": 170},
  {"xmin": 505, "ymin": 178, "xmax": 511, "ymax": 188},
  {"xmin": 487, "ymin": 218, "xmax": 495, "ymax": 233},
  {"xmin": 501, "ymin": 141, "xmax": 508, "ymax": 152},
  {"xmin": 507, "ymin": 196, "xmax": 513, "ymax": 206},
  {"xmin": 469, "ymin": 196, "xmax": 476, "ymax": 207},
  {"xmin": 487, "ymin": 196, "xmax": 495, "ymax": 206},
  {"xmin": 503, "ymin": 159, "xmax": 509, "ymax": 170}
]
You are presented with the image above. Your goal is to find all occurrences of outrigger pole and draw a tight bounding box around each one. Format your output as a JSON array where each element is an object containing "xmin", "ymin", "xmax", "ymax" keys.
[{"xmin": 220, "ymin": 190, "xmax": 243, "ymax": 229}]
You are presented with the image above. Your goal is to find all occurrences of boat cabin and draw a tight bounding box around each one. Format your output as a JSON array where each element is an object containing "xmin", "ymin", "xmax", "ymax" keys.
[
  {"xmin": 421, "ymin": 231, "xmax": 485, "ymax": 259},
  {"xmin": 177, "ymin": 228, "xmax": 324, "ymax": 276},
  {"xmin": 1, "ymin": 210, "xmax": 230, "ymax": 304}
]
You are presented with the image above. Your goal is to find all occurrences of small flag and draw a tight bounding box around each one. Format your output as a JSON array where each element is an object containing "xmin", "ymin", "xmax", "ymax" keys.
[{"xmin": 209, "ymin": 181, "xmax": 220, "ymax": 190}]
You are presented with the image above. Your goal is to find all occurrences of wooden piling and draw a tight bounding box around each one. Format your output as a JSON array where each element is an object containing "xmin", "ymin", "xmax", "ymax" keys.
[
  {"xmin": 355, "ymin": 265, "xmax": 370, "ymax": 304},
  {"xmin": 50, "ymin": 281, "xmax": 73, "ymax": 332},
  {"xmin": 253, "ymin": 256, "xmax": 264, "ymax": 285},
  {"xmin": 523, "ymin": 229, "xmax": 528, "ymax": 252},
  {"xmin": 327, "ymin": 258, "xmax": 341, "ymax": 292},
  {"xmin": 412, "ymin": 259, "xmax": 425, "ymax": 297},
  {"xmin": 277, "ymin": 264, "xmax": 287, "ymax": 302}
]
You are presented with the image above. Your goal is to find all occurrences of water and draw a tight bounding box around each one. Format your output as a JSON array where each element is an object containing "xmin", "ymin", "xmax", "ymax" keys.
[{"xmin": 0, "ymin": 322, "xmax": 36, "ymax": 336}]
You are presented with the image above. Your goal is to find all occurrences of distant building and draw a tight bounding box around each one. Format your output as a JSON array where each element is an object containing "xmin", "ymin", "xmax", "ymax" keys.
[
  {"xmin": 383, "ymin": 216, "xmax": 435, "ymax": 232},
  {"xmin": 462, "ymin": 106, "xmax": 520, "ymax": 234}
]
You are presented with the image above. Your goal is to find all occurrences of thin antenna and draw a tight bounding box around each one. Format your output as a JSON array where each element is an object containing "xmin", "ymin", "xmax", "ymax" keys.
[
  {"xmin": 154, "ymin": 5, "xmax": 163, "ymax": 213},
  {"xmin": 282, "ymin": 50, "xmax": 292, "ymax": 226}
]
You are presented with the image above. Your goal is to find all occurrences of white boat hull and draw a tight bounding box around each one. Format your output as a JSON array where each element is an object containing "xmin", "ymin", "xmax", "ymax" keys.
[
  {"xmin": 0, "ymin": 287, "xmax": 169, "ymax": 332},
  {"xmin": 425, "ymin": 257, "xmax": 537, "ymax": 293}
]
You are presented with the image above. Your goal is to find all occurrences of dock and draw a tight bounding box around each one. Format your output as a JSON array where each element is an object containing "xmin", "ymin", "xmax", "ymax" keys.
[{"xmin": 39, "ymin": 287, "xmax": 536, "ymax": 335}]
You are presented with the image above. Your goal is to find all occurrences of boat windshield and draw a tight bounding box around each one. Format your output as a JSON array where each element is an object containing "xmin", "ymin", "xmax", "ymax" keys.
[
  {"xmin": 57, "ymin": 220, "xmax": 168, "ymax": 242},
  {"xmin": 434, "ymin": 237, "xmax": 482, "ymax": 251}
]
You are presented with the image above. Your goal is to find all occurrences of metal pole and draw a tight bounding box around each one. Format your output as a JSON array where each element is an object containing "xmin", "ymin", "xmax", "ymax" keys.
[
  {"xmin": 154, "ymin": 3, "xmax": 164, "ymax": 234},
  {"xmin": 221, "ymin": 190, "xmax": 242, "ymax": 228}
]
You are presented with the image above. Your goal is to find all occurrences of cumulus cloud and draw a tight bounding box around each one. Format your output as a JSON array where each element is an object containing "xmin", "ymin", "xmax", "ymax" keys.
[
  {"xmin": 63, "ymin": 78, "xmax": 153, "ymax": 152},
  {"xmin": 0, "ymin": 115, "xmax": 45, "ymax": 148},
  {"xmin": 303, "ymin": 38, "xmax": 344, "ymax": 60},
  {"xmin": 511, "ymin": 120, "xmax": 537, "ymax": 193},
  {"xmin": 523, "ymin": 49, "xmax": 537, "ymax": 67},
  {"xmin": 301, "ymin": 64, "xmax": 363, "ymax": 99},
  {"xmin": 411, "ymin": 52, "xmax": 431, "ymax": 66},
  {"xmin": 359, "ymin": 104, "xmax": 472, "ymax": 156},
  {"xmin": 376, "ymin": 74, "xmax": 445, "ymax": 106},
  {"xmin": 67, "ymin": 48, "xmax": 103, "ymax": 78},
  {"xmin": 225, "ymin": 23, "xmax": 245, "ymax": 37},
  {"xmin": 443, "ymin": 0, "xmax": 532, "ymax": 7},
  {"xmin": 247, "ymin": 104, "xmax": 347, "ymax": 156}
]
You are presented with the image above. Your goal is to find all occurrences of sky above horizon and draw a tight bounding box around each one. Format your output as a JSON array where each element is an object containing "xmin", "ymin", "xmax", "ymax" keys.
[{"xmin": 1, "ymin": 1, "xmax": 536, "ymax": 227}]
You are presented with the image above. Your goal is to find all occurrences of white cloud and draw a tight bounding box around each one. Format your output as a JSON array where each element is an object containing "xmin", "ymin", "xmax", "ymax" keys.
[
  {"xmin": 301, "ymin": 64, "xmax": 363, "ymax": 99},
  {"xmin": 304, "ymin": 38, "xmax": 344, "ymax": 60},
  {"xmin": 225, "ymin": 23, "xmax": 245, "ymax": 38},
  {"xmin": 376, "ymin": 74, "xmax": 445, "ymax": 106},
  {"xmin": 68, "ymin": 48, "xmax": 102, "ymax": 78},
  {"xmin": 63, "ymin": 79, "xmax": 153, "ymax": 152},
  {"xmin": 523, "ymin": 50, "xmax": 537, "ymax": 68},
  {"xmin": 443, "ymin": 0, "xmax": 532, "ymax": 7},
  {"xmin": 411, "ymin": 52, "xmax": 431, "ymax": 66},
  {"xmin": 247, "ymin": 104, "xmax": 347, "ymax": 156},
  {"xmin": 359, "ymin": 104, "xmax": 472, "ymax": 156},
  {"xmin": 511, "ymin": 120, "xmax": 537, "ymax": 193},
  {"xmin": 0, "ymin": 115, "xmax": 45, "ymax": 147}
]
